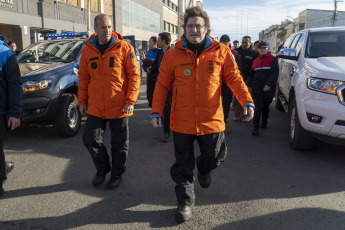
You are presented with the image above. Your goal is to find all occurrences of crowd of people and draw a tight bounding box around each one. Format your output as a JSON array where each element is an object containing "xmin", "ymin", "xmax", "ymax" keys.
[{"xmin": 0, "ymin": 6, "xmax": 279, "ymax": 223}]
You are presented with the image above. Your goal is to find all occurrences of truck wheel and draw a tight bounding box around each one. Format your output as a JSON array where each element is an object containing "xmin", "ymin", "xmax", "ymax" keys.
[
  {"xmin": 289, "ymin": 98, "xmax": 314, "ymax": 150},
  {"xmin": 54, "ymin": 93, "xmax": 81, "ymax": 137},
  {"xmin": 275, "ymin": 84, "xmax": 284, "ymax": 111}
]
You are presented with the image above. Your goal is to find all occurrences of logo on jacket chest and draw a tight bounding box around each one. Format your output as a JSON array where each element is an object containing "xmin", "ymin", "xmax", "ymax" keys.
[
  {"xmin": 266, "ymin": 62, "xmax": 271, "ymax": 66},
  {"xmin": 183, "ymin": 68, "xmax": 192, "ymax": 77}
]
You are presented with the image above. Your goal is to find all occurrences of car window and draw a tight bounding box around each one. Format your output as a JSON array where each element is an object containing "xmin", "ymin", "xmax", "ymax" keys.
[
  {"xmin": 283, "ymin": 35, "xmax": 295, "ymax": 48},
  {"xmin": 294, "ymin": 33, "xmax": 305, "ymax": 55},
  {"xmin": 306, "ymin": 31, "xmax": 345, "ymax": 58},
  {"xmin": 290, "ymin": 34, "xmax": 302, "ymax": 49},
  {"xmin": 17, "ymin": 40, "xmax": 84, "ymax": 63}
]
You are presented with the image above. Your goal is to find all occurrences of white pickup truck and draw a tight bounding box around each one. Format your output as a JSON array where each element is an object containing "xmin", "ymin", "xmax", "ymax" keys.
[{"xmin": 276, "ymin": 27, "xmax": 345, "ymax": 150}]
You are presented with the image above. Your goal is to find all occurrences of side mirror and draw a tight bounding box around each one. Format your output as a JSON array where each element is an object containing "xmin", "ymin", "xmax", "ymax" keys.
[{"xmin": 278, "ymin": 48, "xmax": 298, "ymax": 61}]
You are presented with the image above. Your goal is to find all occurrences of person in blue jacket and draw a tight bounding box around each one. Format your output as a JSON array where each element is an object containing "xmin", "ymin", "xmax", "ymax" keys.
[
  {"xmin": 0, "ymin": 35, "xmax": 22, "ymax": 197},
  {"xmin": 141, "ymin": 36, "xmax": 160, "ymax": 107}
]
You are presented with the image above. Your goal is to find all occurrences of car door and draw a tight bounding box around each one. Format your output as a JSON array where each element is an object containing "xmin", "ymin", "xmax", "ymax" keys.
[{"xmin": 279, "ymin": 34, "xmax": 300, "ymax": 99}]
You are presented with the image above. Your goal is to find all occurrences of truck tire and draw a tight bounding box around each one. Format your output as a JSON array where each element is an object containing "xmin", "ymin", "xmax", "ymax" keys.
[
  {"xmin": 54, "ymin": 93, "xmax": 81, "ymax": 137},
  {"xmin": 275, "ymin": 84, "xmax": 284, "ymax": 111},
  {"xmin": 288, "ymin": 98, "xmax": 314, "ymax": 150}
]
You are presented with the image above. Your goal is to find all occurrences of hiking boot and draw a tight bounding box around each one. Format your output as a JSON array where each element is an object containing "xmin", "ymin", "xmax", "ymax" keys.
[
  {"xmin": 92, "ymin": 168, "xmax": 110, "ymax": 186},
  {"xmin": 0, "ymin": 181, "xmax": 4, "ymax": 198},
  {"xmin": 260, "ymin": 121, "xmax": 267, "ymax": 129},
  {"xmin": 175, "ymin": 203, "xmax": 194, "ymax": 222},
  {"xmin": 252, "ymin": 127, "xmax": 259, "ymax": 136},
  {"xmin": 196, "ymin": 156, "xmax": 211, "ymax": 188},
  {"xmin": 107, "ymin": 175, "xmax": 122, "ymax": 190}
]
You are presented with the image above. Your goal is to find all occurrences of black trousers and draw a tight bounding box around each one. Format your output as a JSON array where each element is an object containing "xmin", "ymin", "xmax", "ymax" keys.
[
  {"xmin": 171, "ymin": 131, "xmax": 227, "ymax": 206},
  {"xmin": 147, "ymin": 79, "xmax": 156, "ymax": 107},
  {"xmin": 251, "ymin": 84, "xmax": 275, "ymax": 128},
  {"xmin": 0, "ymin": 115, "xmax": 6, "ymax": 182},
  {"xmin": 163, "ymin": 89, "xmax": 172, "ymax": 134},
  {"xmin": 221, "ymin": 81, "xmax": 233, "ymax": 123},
  {"xmin": 82, "ymin": 115, "xmax": 129, "ymax": 177}
]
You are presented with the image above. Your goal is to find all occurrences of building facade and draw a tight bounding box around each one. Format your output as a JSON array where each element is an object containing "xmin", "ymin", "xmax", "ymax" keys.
[
  {"xmin": 0, "ymin": 0, "xmax": 202, "ymax": 52},
  {"xmin": 259, "ymin": 9, "xmax": 345, "ymax": 53}
]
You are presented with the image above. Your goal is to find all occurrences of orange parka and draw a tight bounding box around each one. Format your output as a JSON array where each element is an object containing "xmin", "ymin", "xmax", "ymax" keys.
[
  {"xmin": 78, "ymin": 31, "xmax": 141, "ymax": 119},
  {"xmin": 151, "ymin": 36, "xmax": 253, "ymax": 135}
]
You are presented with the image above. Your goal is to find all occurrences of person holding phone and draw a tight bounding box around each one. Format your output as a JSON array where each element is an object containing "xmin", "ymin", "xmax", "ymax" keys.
[{"xmin": 0, "ymin": 35, "xmax": 22, "ymax": 197}]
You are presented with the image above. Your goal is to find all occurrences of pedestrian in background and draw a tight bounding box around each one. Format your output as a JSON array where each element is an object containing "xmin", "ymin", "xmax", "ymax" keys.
[
  {"xmin": 247, "ymin": 41, "xmax": 278, "ymax": 136},
  {"xmin": 146, "ymin": 32, "xmax": 172, "ymax": 142},
  {"xmin": 7, "ymin": 41, "xmax": 20, "ymax": 55},
  {"xmin": 231, "ymin": 35, "xmax": 259, "ymax": 122},
  {"xmin": 219, "ymin": 34, "xmax": 243, "ymax": 124},
  {"xmin": 151, "ymin": 7, "xmax": 254, "ymax": 222},
  {"xmin": 253, "ymin": 40, "xmax": 260, "ymax": 52},
  {"xmin": 233, "ymin": 40, "xmax": 239, "ymax": 50},
  {"xmin": 141, "ymin": 36, "xmax": 159, "ymax": 107},
  {"xmin": 0, "ymin": 35, "xmax": 22, "ymax": 197},
  {"xmin": 78, "ymin": 14, "xmax": 141, "ymax": 190}
]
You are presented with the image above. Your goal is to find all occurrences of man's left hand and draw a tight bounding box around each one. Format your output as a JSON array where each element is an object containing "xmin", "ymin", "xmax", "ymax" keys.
[
  {"xmin": 263, "ymin": 85, "xmax": 270, "ymax": 92},
  {"xmin": 124, "ymin": 104, "xmax": 134, "ymax": 114},
  {"xmin": 243, "ymin": 106, "xmax": 254, "ymax": 122},
  {"xmin": 8, "ymin": 117, "xmax": 21, "ymax": 131}
]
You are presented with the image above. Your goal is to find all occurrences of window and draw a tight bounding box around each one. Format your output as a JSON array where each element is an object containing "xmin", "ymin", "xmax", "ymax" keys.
[
  {"xmin": 290, "ymin": 34, "xmax": 302, "ymax": 49},
  {"xmin": 294, "ymin": 33, "xmax": 305, "ymax": 55},
  {"xmin": 283, "ymin": 35, "xmax": 296, "ymax": 48}
]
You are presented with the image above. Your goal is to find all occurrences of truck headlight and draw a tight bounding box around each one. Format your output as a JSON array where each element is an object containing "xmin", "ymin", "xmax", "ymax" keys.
[
  {"xmin": 23, "ymin": 79, "xmax": 52, "ymax": 93},
  {"xmin": 307, "ymin": 78, "xmax": 344, "ymax": 94}
]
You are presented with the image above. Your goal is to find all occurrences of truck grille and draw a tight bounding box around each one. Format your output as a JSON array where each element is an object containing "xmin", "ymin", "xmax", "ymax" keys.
[{"xmin": 338, "ymin": 85, "xmax": 345, "ymax": 106}]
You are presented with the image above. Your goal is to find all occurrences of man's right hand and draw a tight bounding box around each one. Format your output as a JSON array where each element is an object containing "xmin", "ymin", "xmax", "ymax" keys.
[
  {"xmin": 79, "ymin": 105, "xmax": 87, "ymax": 116},
  {"xmin": 151, "ymin": 117, "xmax": 162, "ymax": 128}
]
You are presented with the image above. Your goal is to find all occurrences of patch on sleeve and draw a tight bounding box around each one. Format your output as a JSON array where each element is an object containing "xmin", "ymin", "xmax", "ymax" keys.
[{"xmin": 130, "ymin": 52, "xmax": 135, "ymax": 58}]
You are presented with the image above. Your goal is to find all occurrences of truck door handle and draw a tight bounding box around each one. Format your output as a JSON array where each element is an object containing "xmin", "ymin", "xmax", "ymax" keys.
[{"xmin": 290, "ymin": 67, "xmax": 296, "ymax": 77}]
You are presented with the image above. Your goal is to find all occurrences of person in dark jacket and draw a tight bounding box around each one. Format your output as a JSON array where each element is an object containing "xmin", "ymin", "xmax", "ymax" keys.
[
  {"xmin": 247, "ymin": 41, "xmax": 278, "ymax": 136},
  {"xmin": 231, "ymin": 35, "xmax": 259, "ymax": 121},
  {"xmin": 219, "ymin": 34, "xmax": 243, "ymax": 124},
  {"xmin": 0, "ymin": 35, "xmax": 22, "ymax": 197},
  {"xmin": 146, "ymin": 32, "xmax": 172, "ymax": 142},
  {"xmin": 141, "ymin": 36, "xmax": 159, "ymax": 107}
]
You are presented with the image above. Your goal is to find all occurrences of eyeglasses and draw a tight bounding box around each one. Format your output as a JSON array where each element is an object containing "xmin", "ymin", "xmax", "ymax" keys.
[{"xmin": 186, "ymin": 24, "xmax": 205, "ymax": 30}]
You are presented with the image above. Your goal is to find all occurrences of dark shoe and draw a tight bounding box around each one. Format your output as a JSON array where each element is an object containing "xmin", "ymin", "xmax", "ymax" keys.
[
  {"xmin": 107, "ymin": 175, "xmax": 122, "ymax": 190},
  {"xmin": 175, "ymin": 203, "xmax": 194, "ymax": 222},
  {"xmin": 161, "ymin": 133, "xmax": 170, "ymax": 142},
  {"xmin": 5, "ymin": 161, "xmax": 14, "ymax": 175},
  {"xmin": 196, "ymin": 156, "xmax": 211, "ymax": 188},
  {"xmin": 252, "ymin": 127, "xmax": 259, "ymax": 136},
  {"xmin": 92, "ymin": 171, "xmax": 109, "ymax": 186},
  {"xmin": 260, "ymin": 121, "xmax": 267, "ymax": 129}
]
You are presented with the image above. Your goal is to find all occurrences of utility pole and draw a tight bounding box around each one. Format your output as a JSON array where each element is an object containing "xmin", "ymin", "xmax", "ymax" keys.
[
  {"xmin": 87, "ymin": 0, "xmax": 91, "ymax": 36},
  {"xmin": 332, "ymin": 0, "xmax": 344, "ymax": 27}
]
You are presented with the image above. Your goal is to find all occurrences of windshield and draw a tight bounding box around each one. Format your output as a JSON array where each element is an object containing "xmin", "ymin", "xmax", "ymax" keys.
[
  {"xmin": 17, "ymin": 40, "xmax": 84, "ymax": 63},
  {"xmin": 306, "ymin": 31, "xmax": 345, "ymax": 58}
]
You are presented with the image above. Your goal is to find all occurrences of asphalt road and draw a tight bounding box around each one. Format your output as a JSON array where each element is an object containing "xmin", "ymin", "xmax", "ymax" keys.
[{"xmin": 1, "ymin": 80, "xmax": 345, "ymax": 230}]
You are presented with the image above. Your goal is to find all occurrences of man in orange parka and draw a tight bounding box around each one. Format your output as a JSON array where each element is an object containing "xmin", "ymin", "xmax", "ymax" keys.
[
  {"xmin": 78, "ymin": 14, "xmax": 140, "ymax": 190},
  {"xmin": 151, "ymin": 7, "xmax": 254, "ymax": 222}
]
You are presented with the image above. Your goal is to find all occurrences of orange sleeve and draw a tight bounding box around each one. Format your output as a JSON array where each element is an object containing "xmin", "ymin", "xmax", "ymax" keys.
[
  {"xmin": 222, "ymin": 49, "xmax": 253, "ymax": 107},
  {"xmin": 77, "ymin": 47, "xmax": 90, "ymax": 106},
  {"xmin": 124, "ymin": 43, "xmax": 141, "ymax": 105},
  {"xmin": 151, "ymin": 52, "xmax": 174, "ymax": 117}
]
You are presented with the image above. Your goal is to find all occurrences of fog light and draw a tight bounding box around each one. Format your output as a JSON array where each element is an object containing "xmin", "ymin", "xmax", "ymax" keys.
[{"xmin": 307, "ymin": 113, "xmax": 322, "ymax": 123}]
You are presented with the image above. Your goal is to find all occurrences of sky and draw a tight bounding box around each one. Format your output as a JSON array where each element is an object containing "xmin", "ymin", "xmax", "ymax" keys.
[{"xmin": 203, "ymin": 0, "xmax": 345, "ymax": 43}]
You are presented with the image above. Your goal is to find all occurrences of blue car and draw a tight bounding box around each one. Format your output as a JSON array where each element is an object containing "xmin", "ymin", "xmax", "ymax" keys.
[{"xmin": 18, "ymin": 34, "xmax": 141, "ymax": 137}]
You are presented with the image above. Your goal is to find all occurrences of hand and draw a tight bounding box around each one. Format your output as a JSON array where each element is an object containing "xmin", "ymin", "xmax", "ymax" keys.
[
  {"xmin": 147, "ymin": 66, "xmax": 152, "ymax": 73},
  {"xmin": 243, "ymin": 106, "xmax": 254, "ymax": 122},
  {"xmin": 79, "ymin": 105, "xmax": 87, "ymax": 116},
  {"xmin": 140, "ymin": 51, "xmax": 146, "ymax": 61},
  {"xmin": 8, "ymin": 117, "xmax": 20, "ymax": 131},
  {"xmin": 263, "ymin": 85, "xmax": 270, "ymax": 92},
  {"xmin": 151, "ymin": 117, "xmax": 162, "ymax": 128},
  {"xmin": 124, "ymin": 104, "xmax": 134, "ymax": 114}
]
